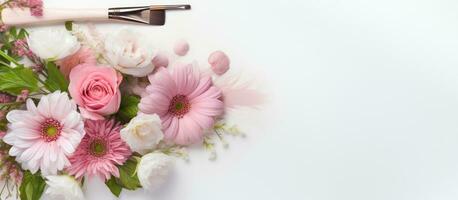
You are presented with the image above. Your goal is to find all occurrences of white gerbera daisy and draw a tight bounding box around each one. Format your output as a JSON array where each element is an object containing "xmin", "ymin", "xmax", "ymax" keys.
[{"xmin": 3, "ymin": 91, "xmax": 85, "ymax": 175}]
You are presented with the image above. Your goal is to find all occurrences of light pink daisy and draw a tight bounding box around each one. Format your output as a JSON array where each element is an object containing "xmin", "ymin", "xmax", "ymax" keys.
[
  {"xmin": 67, "ymin": 119, "xmax": 131, "ymax": 180},
  {"xmin": 139, "ymin": 64, "xmax": 224, "ymax": 145},
  {"xmin": 3, "ymin": 91, "xmax": 85, "ymax": 175}
]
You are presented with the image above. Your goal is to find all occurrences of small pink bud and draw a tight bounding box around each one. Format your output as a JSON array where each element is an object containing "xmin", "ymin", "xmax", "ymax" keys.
[
  {"xmin": 0, "ymin": 131, "xmax": 6, "ymax": 139},
  {"xmin": 173, "ymin": 39, "xmax": 190, "ymax": 56},
  {"xmin": 27, "ymin": 0, "xmax": 43, "ymax": 16},
  {"xmin": 0, "ymin": 25, "xmax": 8, "ymax": 32},
  {"xmin": 152, "ymin": 53, "xmax": 169, "ymax": 68},
  {"xmin": 16, "ymin": 89, "xmax": 29, "ymax": 102},
  {"xmin": 208, "ymin": 50, "xmax": 230, "ymax": 75},
  {"xmin": 27, "ymin": 0, "xmax": 42, "ymax": 7}
]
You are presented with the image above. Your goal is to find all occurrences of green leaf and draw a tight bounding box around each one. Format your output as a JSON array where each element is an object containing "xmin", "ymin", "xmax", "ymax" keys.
[
  {"xmin": 104, "ymin": 158, "xmax": 141, "ymax": 196},
  {"xmin": 0, "ymin": 47, "xmax": 21, "ymax": 66},
  {"xmin": 116, "ymin": 95, "xmax": 140, "ymax": 123},
  {"xmin": 44, "ymin": 61, "xmax": 68, "ymax": 92},
  {"xmin": 0, "ymin": 65, "xmax": 39, "ymax": 95},
  {"xmin": 105, "ymin": 177, "xmax": 122, "ymax": 197},
  {"xmin": 19, "ymin": 171, "xmax": 46, "ymax": 200},
  {"xmin": 65, "ymin": 21, "xmax": 73, "ymax": 31},
  {"xmin": 8, "ymin": 26, "xmax": 17, "ymax": 38},
  {"xmin": 18, "ymin": 28, "xmax": 28, "ymax": 39},
  {"xmin": 117, "ymin": 158, "xmax": 141, "ymax": 190}
]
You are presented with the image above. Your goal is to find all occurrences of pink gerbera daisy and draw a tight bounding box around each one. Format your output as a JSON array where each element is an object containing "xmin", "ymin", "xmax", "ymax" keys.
[
  {"xmin": 139, "ymin": 64, "xmax": 224, "ymax": 145},
  {"xmin": 3, "ymin": 91, "xmax": 85, "ymax": 175},
  {"xmin": 67, "ymin": 119, "xmax": 131, "ymax": 180}
]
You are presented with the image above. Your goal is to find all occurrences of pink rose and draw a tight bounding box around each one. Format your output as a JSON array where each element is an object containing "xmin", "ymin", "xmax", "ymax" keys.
[{"xmin": 69, "ymin": 64, "xmax": 122, "ymax": 120}]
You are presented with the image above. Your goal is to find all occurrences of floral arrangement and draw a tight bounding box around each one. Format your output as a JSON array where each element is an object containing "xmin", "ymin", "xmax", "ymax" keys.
[{"xmin": 0, "ymin": 1, "xmax": 264, "ymax": 200}]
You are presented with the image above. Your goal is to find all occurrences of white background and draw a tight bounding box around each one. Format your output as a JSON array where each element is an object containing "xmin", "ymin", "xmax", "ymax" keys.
[{"xmin": 24, "ymin": 0, "xmax": 458, "ymax": 199}]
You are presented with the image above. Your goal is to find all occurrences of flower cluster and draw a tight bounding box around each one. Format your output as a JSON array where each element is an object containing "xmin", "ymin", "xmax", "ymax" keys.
[{"xmin": 0, "ymin": 2, "xmax": 263, "ymax": 200}]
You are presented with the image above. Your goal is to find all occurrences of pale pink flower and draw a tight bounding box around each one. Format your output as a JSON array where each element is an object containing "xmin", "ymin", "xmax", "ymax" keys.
[
  {"xmin": 67, "ymin": 119, "xmax": 131, "ymax": 180},
  {"xmin": 139, "ymin": 64, "xmax": 224, "ymax": 145},
  {"xmin": 68, "ymin": 64, "xmax": 122, "ymax": 120},
  {"xmin": 57, "ymin": 47, "xmax": 97, "ymax": 78},
  {"xmin": 2, "ymin": 91, "xmax": 85, "ymax": 175}
]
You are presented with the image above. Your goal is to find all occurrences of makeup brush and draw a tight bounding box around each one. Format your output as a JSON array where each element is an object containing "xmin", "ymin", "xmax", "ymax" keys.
[{"xmin": 1, "ymin": 5, "xmax": 191, "ymax": 26}]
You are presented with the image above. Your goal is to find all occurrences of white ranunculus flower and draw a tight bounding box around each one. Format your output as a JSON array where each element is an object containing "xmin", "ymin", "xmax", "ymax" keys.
[
  {"xmin": 104, "ymin": 29, "xmax": 156, "ymax": 77},
  {"xmin": 137, "ymin": 152, "xmax": 174, "ymax": 191},
  {"xmin": 27, "ymin": 27, "xmax": 80, "ymax": 60},
  {"xmin": 120, "ymin": 113, "xmax": 163, "ymax": 154},
  {"xmin": 41, "ymin": 175, "xmax": 85, "ymax": 200}
]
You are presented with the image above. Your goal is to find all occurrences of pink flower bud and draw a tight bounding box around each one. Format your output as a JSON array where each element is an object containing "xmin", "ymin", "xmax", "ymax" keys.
[
  {"xmin": 27, "ymin": 0, "xmax": 43, "ymax": 16},
  {"xmin": 16, "ymin": 89, "xmax": 29, "ymax": 102},
  {"xmin": 0, "ymin": 131, "xmax": 6, "ymax": 139},
  {"xmin": 173, "ymin": 39, "xmax": 190, "ymax": 56},
  {"xmin": 152, "ymin": 53, "xmax": 169, "ymax": 68},
  {"xmin": 208, "ymin": 51, "xmax": 230, "ymax": 75}
]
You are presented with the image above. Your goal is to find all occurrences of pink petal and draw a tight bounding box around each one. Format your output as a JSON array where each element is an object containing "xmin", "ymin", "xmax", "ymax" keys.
[
  {"xmin": 79, "ymin": 107, "xmax": 105, "ymax": 120},
  {"xmin": 186, "ymin": 111, "xmax": 215, "ymax": 130},
  {"xmin": 139, "ymin": 93, "xmax": 170, "ymax": 116},
  {"xmin": 192, "ymin": 99, "xmax": 224, "ymax": 117},
  {"xmin": 190, "ymin": 86, "xmax": 222, "ymax": 104},
  {"xmin": 148, "ymin": 67, "xmax": 177, "ymax": 93},
  {"xmin": 173, "ymin": 64, "xmax": 199, "ymax": 95},
  {"xmin": 187, "ymin": 76, "xmax": 212, "ymax": 100},
  {"xmin": 164, "ymin": 117, "xmax": 179, "ymax": 141},
  {"xmin": 173, "ymin": 116, "xmax": 203, "ymax": 145}
]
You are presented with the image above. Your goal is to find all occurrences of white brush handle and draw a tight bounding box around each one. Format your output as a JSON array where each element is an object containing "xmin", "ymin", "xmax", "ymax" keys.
[{"xmin": 2, "ymin": 8, "xmax": 108, "ymax": 26}]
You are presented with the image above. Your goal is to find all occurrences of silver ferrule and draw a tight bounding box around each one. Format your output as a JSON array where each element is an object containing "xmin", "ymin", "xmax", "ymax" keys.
[{"xmin": 108, "ymin": 5, "xmax": 191, "ymax": 25}]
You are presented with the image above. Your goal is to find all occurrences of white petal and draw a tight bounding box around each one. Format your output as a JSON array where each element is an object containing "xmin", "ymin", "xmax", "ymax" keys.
[
  {"xmin": 37, "ymin": 94, "xmax": 51, "ymax": 118},
  {"xmin": 6, "ymin": 110, "xmax": 27, "ymax": 123},
  {"xmin": 61, "ymin": 111, "xmax": 81, "ymax": 129},
  {"xmin": 58, "ymin": 138, "xmax": 75, "ymax": 155}
]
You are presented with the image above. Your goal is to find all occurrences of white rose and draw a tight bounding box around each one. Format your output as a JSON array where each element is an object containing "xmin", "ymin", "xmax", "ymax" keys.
[
  {"xmin": 120, "ymin": 113, "xmax": 163, "ymax": 154},
  {"xmin": 27, "ymin": 27, "xmax": 80, "ymax": 60},
  {"xmin": 41, "ymin": 175, "xmax": 85, "ymax": 200},
  {"xmin": 137, "ymin": 152, "xmax": 174, "ymax": 191},
  {"xmin": 104, "ymin": 29, "xmax": 156, "ymax": 77}
]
